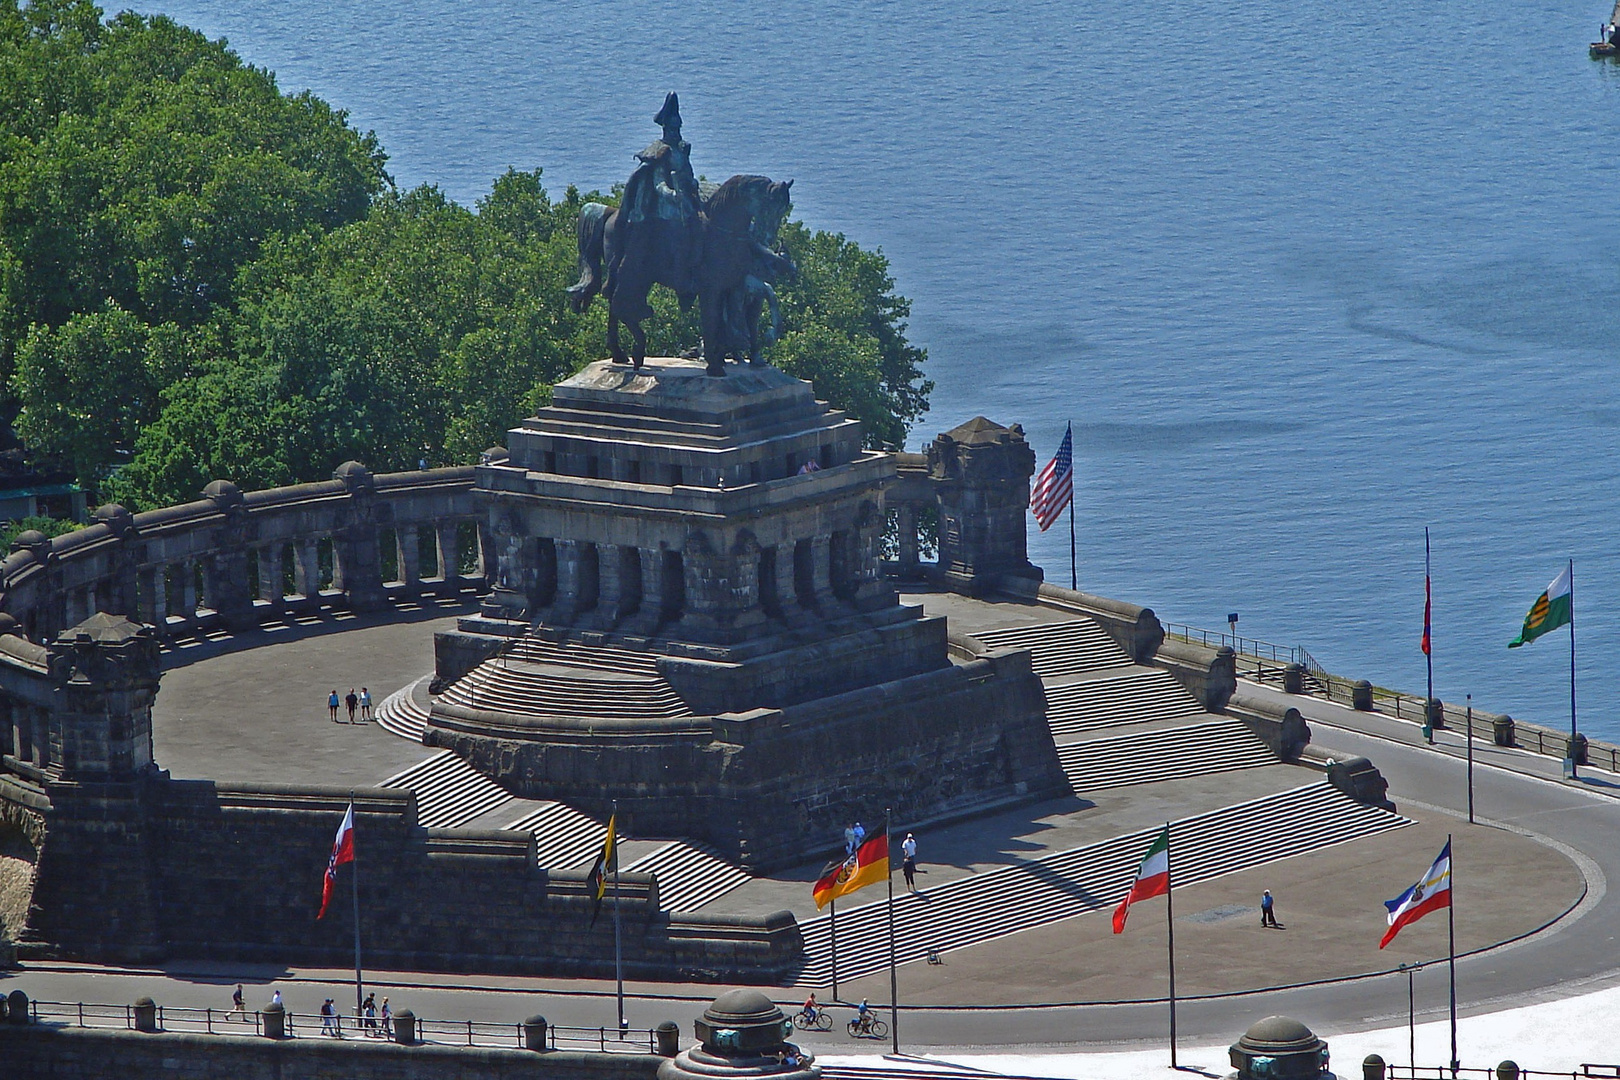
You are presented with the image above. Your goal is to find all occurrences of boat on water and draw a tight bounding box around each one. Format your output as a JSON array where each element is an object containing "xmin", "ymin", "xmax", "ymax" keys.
[{"xmin": 1593, "ymin": 0, "xmax": 1620, "ymax": 55}]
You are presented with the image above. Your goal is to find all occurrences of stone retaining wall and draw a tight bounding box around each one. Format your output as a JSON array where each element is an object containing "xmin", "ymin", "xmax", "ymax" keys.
[
  {"xmin": 0, "ymin": 1024, "xmax": 666, "ymax": 1080},
  {"xmin": 11, "ymin": 777, "xmax": 802, "ymax": 980}
]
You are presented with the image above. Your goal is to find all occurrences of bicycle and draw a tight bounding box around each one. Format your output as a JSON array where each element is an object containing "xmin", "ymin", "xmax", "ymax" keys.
[
  {"xmin": 846, "ymin": 1015, "xmax": 888, "ymax": 1039},
  {"xmin": 793, "ymin": 1008, "xmax": 832, "ymax": 1031}
]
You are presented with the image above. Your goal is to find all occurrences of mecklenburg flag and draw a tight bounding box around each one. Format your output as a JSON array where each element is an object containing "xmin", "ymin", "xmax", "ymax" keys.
[
  {"xmin": 1509, "ymin": 565, "xmax": 1572, "ymax": 649},
  {"xmin": 1380, "ymin": 840, "xmax": 1451, "ymax": 948},
  {"xmin": 317, "ymin": 801, "xmax": 355, "ymax": 920},
  {"xmin": 812, "ymin": 833, "xmax": 889, "ymax": 910},
  {"xmin": 586, "ymin": 813, "xmax": 616, "ymax": 926},
  {"xmin": 1112, "ymin": 826, "xmax": 1169, "ymax": 933}
]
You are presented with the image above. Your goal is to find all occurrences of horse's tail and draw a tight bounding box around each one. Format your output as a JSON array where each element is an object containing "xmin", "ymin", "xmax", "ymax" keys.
[{"xmin": 566, "ymin": 202, "xmax": 612, "ymax": 313}]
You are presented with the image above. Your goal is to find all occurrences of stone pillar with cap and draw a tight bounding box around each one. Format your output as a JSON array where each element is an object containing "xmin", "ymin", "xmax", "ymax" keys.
[
  {"xmin": 928, "ymin": 416, "xmax": 1042, "ymax": 595},
  {"xmin": 200, "ymin": 481, "xmax": 257, "ymax": 631},
  {"xmin": 1228, "ymin": 1016, "xmax": 1329, "ymax": 1080},
  {"xmin": 658, "ymin": 990, "xmax": 818, "ymax": 1080},
  {"xmin": 46, "ymin": 614, "xmax": 161, "ymax": 779},
  {"xmin": 331, "ymin": 462, "xmax": 387, "ymax": 611}
]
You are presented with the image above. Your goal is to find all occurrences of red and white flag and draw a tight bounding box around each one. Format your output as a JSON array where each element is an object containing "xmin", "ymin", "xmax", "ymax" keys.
[
  {"xmin": 1112, "ymin": 825, "xmax": 1170, "ymax": 933},
  {"xmin": 1030, "ymin": 423, "xmax": 1074, "ymax": 532},
  {"xmin": 317, "ymin": 802, "xmax": 356, "ymax": 920},
  {"xmin": 1380, "ymin": 840, "xmax": 1451, "ymax": 948}
]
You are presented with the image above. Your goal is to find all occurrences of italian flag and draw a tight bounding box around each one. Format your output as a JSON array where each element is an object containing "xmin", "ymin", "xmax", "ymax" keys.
[
  {"xmin": 1112, "ymin": 826, "xmax": 1169, "ymax": 933},
  {"xmin": 1509, "ymin": 565, "xmax": 1571, "ymax": 649}
]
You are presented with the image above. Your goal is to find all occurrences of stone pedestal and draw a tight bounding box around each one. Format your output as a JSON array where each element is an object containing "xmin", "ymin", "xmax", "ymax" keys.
[
  {"xmin": 1228, "ymin": 1016, "xmax": 1329, "ymax": 1080},
  {"xmin": 928, "ymin": 417, "xmax": 1042, "ymax": 594},
  {"xmin": 659, "ymin": 990, "xmax": 816, "ymax": 1080}
]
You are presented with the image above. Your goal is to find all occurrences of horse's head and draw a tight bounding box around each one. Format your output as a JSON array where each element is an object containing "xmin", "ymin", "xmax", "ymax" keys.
[{"xmin": 752, "ymin": 178, "xmax": 793, "ymax": 248}]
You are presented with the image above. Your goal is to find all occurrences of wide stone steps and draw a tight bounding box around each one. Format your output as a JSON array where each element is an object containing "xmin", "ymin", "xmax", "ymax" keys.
[
  {"xmin": 792, "ymin": 780, "xmax": 1412, "ymax": 985},
  {"xmin": 502, "ymin": 801, "xmax": 613, "ymax": 868},
  {"xmin": 622, "ymin": 842, "xmax": 753, "ymax": 912},
  {"xmin": 505, "ymin": 635, "xmax": 664, "ymax": 676},
  {"xmin": 1044, "ymin": 668, "xmax": 1202, "ymax": 737},
  {"xmin": 973, "ymin": 619, "xmax": 1132, "ymax": 678},
  {"xmin": 376, "ymin": 676, "xmax": 432, "ymax": 742},
  {"xmin": 382, "ymin": 751, "xmax": 515, "ymax": 829},
  {"xmin": 438, "ymin": 660, "xmax": 694, "ymax": 720},
  {"xmin": 1055, "ymin": 718, "xmax": 1275, "ymax": 793}
]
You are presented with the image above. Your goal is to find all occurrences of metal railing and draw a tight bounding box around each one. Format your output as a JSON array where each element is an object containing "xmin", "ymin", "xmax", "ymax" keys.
[
  {"xmin": 1384, "ymin": 1066, "xmax": 1620, "ymax": 1080},
  {"xmin": 22, "ymin": 999, "xmax": 657, "ymax": 1053},
  {"xmin": 1164, "ymin": 622, "xmax": 1325, "ymax": 672}
]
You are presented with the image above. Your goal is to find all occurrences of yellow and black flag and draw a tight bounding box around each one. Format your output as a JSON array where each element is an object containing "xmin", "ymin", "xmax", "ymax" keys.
[{"xmin": 586, "ymin": 813, "xmax": 617, "ymax": 926}]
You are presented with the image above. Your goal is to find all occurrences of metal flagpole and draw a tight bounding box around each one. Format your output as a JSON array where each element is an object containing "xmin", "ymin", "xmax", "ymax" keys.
[
  {"xmin": 1425, "ymin": 528, "xmax": 1434, "ymax": 742},
  {"xmin": 1165, "ymin": 819, "xmax": 1177, "ymax": 1069},
  {"xmin": 1466, "ymin": 695, "xmax": 1475, "ymax": 824},
  {"xmin": 885, "ymin": 807, "xmax": 899, "ymax": 1054},
  {"xmin": 1569, "ymin": 559, "xmax": 1578, "ymax": 781},
  {"xmin": 1067, "ymin": 421, "xmax": 1077, "ymax": 591},
  {"xmin": 1404, "ymin": 963, "xmax": 1417, "ymax": 1072},
  {"xmin": 613, "ymin": 800, "xmax": 626, "ymax": 1030},
  {"xmin": 350, "ymin": 794, "xmax": 363, "ymax": 1026},
  {"xmin": 1447, "ymin": 832, "xmax": 1458, "ymax": 1077},
  {"xmin": 830, "ymin": 896, "xmax": 839, "ymax": 1002}
]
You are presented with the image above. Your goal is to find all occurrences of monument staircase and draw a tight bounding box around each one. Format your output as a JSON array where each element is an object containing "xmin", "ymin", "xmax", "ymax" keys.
[
  {"xmin": 791, "ymin": 779, "xmax": 1413, "ymax": 984},
  {"xmin": 974, "ymin": 616, "xmax": 1274, "ymax": 795},
  {"xmin": 381, "ymin": 751, "xmax": 513, "ymax": 829},
  {"xmin": 435, "ymin": 657, "xmax": 695, "ymax": 722}
]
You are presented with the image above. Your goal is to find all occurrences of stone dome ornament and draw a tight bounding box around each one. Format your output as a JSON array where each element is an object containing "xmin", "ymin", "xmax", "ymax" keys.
[
  {"xmin": 658, "ymin": 990, "xmax": 817, "ymax": 1080},
  {"xmin": 1229, "ymin": 1015, "xmax": 1330, "ymax": 1080}
]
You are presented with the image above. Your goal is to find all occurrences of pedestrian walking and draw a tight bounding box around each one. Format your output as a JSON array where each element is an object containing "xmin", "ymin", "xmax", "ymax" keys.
[
  {"xmin": 320, "ymin": 997, "xmax": 339, "ymax": 1037},
  {"xmin": 852, "ymin": 820, "xmax": 866, "ymax": 850},
  {"xmin": 344, "ymin": 689, "xmax": 359, "ymax": 724},
  {"xmin": 230, "ymin": 984, "xmax": 245, "ymax": 1020},
  {"xmin": 1260, "ymin": 888, "xmax": 1280, "ymax": 928},
  {"xmin": 381, "ymin": 997, "xmax": 392, "ymax": 1031},
  {"xmin": 362, "ymin": 992, "xmax": 377, "ymax": 1034},
  {"xmin": 328, "ymin": 690, "xmax": 340, "ymax": 722},
  {"xmin": 359, "ymin": 687, "xmax": 373, "ymax": 723},
  {"xmin": 901, "ymin": 831, "xmax": 918, "ymax": 891},
  {"xmin": 271, "ymin": 989, "xmax": 282, "ymax": 1009},
  {"xmin": 844, "ymin": 825, "xmax": 856, "ymax": 856}
]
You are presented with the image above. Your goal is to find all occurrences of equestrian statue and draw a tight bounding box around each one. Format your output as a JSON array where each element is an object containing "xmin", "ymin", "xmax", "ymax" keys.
[{"xmin": 566, "ymin": 93, "xmax": 796, "ymax": 376}]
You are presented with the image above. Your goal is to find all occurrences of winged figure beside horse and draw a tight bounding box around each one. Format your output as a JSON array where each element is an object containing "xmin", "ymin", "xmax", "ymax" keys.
[{"xmin": 566, "ymin": 93, "xmax": 796, "ymax": 377}]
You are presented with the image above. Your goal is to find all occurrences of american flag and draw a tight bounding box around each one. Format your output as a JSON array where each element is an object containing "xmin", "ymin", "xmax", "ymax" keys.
[{"xmin": 1030, "ymin": 424, "xmax": 1074, "ymax": 532}]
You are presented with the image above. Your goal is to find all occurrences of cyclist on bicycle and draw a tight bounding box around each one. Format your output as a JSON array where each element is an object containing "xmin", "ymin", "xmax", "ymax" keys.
[
  {"xmin": 799, "ymin": 993, "xmax": 818, "ymax": 1025},
  {"xmin": 856, "ymin": 998, "xmax": 871, "ymax": 1034}
]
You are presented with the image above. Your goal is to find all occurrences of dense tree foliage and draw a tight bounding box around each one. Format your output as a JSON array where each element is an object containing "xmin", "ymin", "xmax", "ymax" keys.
[{"xmin": 1, "ymin": 1, "xmax": 928, "ymax": 512}]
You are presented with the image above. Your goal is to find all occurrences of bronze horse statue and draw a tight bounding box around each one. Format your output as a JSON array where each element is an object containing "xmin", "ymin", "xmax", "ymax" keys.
[{"xmin": 567, "ymin": 161, "xmax": 794, "ymax": 375}]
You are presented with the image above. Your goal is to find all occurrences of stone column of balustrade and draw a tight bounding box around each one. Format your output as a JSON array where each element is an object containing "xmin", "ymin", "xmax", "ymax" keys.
[
  {"xmin": 180, "ymin": 560, "xmax": 198, "ymax": 619},
  {"xmin": 761, "ymin": 545, "xmax": 797, "ymax": 623},
  {"xmin": 334, "ymin": 527, "xmax": 387, "ymax": 611},
  {"xmin": 396, "ymin": 525, "xmax": 421, "ymax": 586},
  {"xmin": 204, "ymin": 550, "xmax": 257, "ymax": 631},
  {"xmin": 295, "ymin": 539, "xmax": 320, "ymax": 598},
  {"xmin": 436, "ymin": 521, "xmax": 460, "ymax": 581},
  {"xmin": 896, "ymin": 503, "xmax": 920, "ymax": 573},
  {"xmin": 258, "ymin": 545, "xmax": 284, "ymax": 604}
]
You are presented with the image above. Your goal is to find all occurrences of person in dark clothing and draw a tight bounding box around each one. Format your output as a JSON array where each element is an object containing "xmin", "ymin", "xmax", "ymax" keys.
[{"xmin": 344, "ymin": 689, "xmax": 359, "ymax": 724}]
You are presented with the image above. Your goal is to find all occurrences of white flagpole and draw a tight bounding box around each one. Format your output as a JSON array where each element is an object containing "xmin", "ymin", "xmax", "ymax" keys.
[
  {"xmin": 1569, "ymin": 559, "xmax": 1578, "ymax": 780},
  {"xmin": 350, "ymin": 794, "xmax": 363, "ymax": 1026},
  {"xmin": 1067, "ymin": 421, "xmax": 1076, "ymax": 591},
  {"xmin": 1165, "ymin": 820, "xmax": 1177, "ymax": 1068},
  {"xmin": 613, "ymin": 800, "xmax": 625, "ymax": 1030}
]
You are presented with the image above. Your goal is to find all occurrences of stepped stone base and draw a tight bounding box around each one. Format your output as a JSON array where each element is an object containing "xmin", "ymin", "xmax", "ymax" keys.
[{"xmin": 426, "ymin": 360, "xmax": 1067, "ymax": 871}]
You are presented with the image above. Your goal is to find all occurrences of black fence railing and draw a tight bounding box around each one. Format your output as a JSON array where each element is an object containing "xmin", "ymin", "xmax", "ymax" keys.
[
  {"xmin": 22, "ymin": 999, "xmax": 657, "ymax": 1053},
  {"xmin": 1384, "ymin": 1066, "xmax": 1620, "ymax": 1080}
]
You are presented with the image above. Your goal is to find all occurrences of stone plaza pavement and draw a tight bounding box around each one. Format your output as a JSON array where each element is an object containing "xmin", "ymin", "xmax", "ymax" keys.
[{"xmin": 127, "ymin": 596, "xmax": 1605, "ymax": 1031}]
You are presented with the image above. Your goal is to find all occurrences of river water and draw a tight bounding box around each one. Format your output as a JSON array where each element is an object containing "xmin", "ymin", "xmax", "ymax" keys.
[{"xmin": 144, "ymin": 0, "xmax": 1620, "ymax": 741}]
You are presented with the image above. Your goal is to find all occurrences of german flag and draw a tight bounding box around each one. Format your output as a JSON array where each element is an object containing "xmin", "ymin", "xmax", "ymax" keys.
[
  {"xmin": 812, "ymin": 833, "xmax": 889, "ymax": 910},
  {"xmin": 586, "ymin": 813, "xmax": 616, "ymax": 926}
]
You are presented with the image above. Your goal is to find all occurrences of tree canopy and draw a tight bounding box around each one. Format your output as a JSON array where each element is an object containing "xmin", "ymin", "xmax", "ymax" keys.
[{"xmin": 2, "ymin": 1, "xmax": 929, "ymax": 512}]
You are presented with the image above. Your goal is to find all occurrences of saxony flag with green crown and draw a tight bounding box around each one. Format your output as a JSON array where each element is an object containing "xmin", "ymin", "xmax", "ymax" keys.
[{"xmin": 1509, "ymin": 565, "xmax": 1571, "ymax": 648}]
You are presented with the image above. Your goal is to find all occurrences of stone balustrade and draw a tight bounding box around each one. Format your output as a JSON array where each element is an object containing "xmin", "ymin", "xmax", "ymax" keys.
[{"xmin": 0, "ymin": 462, "xmax": 489, "ymax": 647}]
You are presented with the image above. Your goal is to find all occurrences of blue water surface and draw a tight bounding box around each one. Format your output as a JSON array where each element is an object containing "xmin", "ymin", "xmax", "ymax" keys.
[{"xmin": 144, "ymin": 0, "xmax": 1620, "ymax": 740}]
